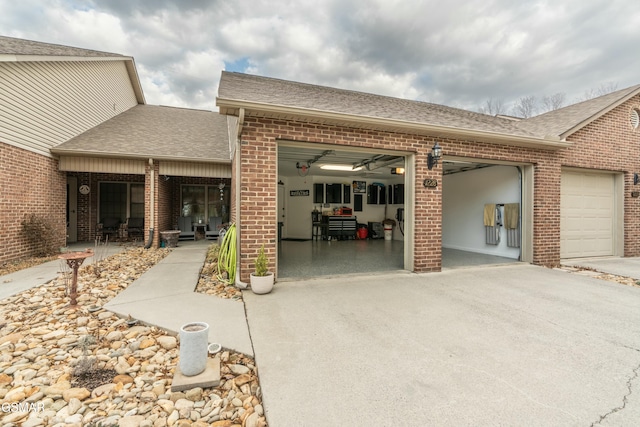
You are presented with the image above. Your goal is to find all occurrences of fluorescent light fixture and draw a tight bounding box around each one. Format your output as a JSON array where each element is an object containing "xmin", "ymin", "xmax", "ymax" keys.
[
  {"xmin": 391, "ymin": 167, "xmax": 405, "ymax": 175},
  {"xmin": 320, "ymin": 164, "xmax": 363, "ymax": 171}
]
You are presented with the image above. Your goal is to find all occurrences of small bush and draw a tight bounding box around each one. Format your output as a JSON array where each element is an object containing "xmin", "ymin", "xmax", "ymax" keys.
[
  {"xmin": 21, "ymin": 213, "xmax": 58, "ymax": 257},
  {"xmin": 254, "ymin": 244, "xmax": 269, "ymax": 277}
]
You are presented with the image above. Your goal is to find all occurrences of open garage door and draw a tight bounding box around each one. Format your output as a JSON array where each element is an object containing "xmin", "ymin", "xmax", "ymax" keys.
[
  {"xmin": 442, "ymin": 162, "xmax": 523, "ymax": 268},
  {"xmin": 561, "ymin": 170, "xmax": 617, "ymax": 258}
]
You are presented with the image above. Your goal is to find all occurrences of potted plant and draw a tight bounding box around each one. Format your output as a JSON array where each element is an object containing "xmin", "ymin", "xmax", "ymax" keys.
[{"xmin": 250, "ymin": 244, "xmax": 274, "ymax": 294}]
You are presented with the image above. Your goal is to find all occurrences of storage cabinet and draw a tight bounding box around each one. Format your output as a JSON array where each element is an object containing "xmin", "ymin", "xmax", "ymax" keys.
[
  {"xmin": 322, "ymin": 216, "xmax": 357, "ymax": 240},
  {"xmin": 367, "ymin": 184, "xmax": 386, "ymax": 204},
  {"xmin": 325, "ymin": 184, "xmax": 342, "ymax": 203},
  {"xmin": 388, "ymin": 184, "xmax": 405, "ymax": 204},
  {"xmin": 314, "ymin": 183, "xmax": 324, "ymax": 204}
]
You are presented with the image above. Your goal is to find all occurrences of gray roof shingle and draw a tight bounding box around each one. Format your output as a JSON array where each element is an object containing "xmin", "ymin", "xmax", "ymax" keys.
[
  {"xmin": 0, "ymin": 35, "xmax": 124, "ymax": 58},
  {"xmin": 517, "ymin": 85, "xmax": 640, "ymax": 138},
  {"xmin": 218, "ymin": 71, "xmax": 539, "ymax": 138},
  {"xmin": 52, "ymin": 105, "xmax": 230, "ymax": 162},
  {"xmin": 218, "ymin": 72, "xmax": 640, "ymax": 141}
]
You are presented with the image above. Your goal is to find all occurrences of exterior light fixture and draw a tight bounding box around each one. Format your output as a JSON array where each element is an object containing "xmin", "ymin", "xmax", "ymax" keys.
[{"xmin": 427, "ymin": 142, "xmax": 442, "ymax": 170}]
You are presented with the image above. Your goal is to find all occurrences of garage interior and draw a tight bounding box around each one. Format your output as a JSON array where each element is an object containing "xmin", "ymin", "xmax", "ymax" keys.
[{"xmin": 276, "ymin": 143, "xmax": 524, "ymax": 279}]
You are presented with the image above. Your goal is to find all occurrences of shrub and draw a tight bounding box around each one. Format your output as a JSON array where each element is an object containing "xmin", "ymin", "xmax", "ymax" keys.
[
  {"xmin": 254, "ymin": 244, "xmax": 269, "ymax": 276},
  {"xmin": 21, "ymin": 213, "xmax": 58, "ymax": 257}
]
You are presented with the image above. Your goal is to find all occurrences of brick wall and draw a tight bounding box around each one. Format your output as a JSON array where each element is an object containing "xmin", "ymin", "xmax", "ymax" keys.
[
  {"xmin": 561, "ymin": 96, "xmax": 640, "ymax": 257},
  {"xmin": 0, "ymin": 142, "xmax": 66, "ymax": 264},
  {"xmin": 237, "ymin": 97, "xmax": 640, "ymax": 279}
]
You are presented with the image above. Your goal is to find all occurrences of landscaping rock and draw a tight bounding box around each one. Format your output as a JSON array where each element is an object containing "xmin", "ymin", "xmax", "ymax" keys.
[{"xmin": 0, "ymin": 246, "xmax": 267, "ymax": 427}]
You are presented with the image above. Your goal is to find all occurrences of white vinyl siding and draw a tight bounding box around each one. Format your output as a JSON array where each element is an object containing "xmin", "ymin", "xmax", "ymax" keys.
[
  {"xmin": 59, "ymin": 156, "xmax": 146, "ymax": 174},
  {"xmin": 0, "ymin": 60, "xmax": 138, "ymax": 157},
  {"xmin": 560, "ymin": 171, "xmax": 616, "ymax": 258},
  {"xmin": 159, "ymin": 161, "xmax": 232, "ymax": 178}
]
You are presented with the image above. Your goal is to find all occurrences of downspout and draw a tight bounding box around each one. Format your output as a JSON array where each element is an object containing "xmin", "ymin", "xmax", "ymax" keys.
[
  {"xmin": 144, "ymin": 158, "xmax": 155, "ymax": 249},
  {"xmin": 516, "ymin": 166, "xmax": 522, "ymax": 261},
  {"xmin": 235, "ymin": 109, "xmax": 248, "ymax": 289}
]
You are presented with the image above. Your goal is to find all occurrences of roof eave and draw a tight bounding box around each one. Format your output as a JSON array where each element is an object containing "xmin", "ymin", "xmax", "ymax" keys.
[
  {"xmin": 0, "ymin": 54, "xmax": 125, "ymax": 62},
  {"xmin": 560, "ymin": 87, "xmax": 640, "ymax": 139},
  {"xmin": 217, "ymin": 97, "xmax": 571, "ymax": 150},
  {"xmin": 50, "ymin": 148, "xmax": 231, "ymax": 164},
  {"xmin": 124, "ymin": 58, "xmax": 146, "ymax": 104}
]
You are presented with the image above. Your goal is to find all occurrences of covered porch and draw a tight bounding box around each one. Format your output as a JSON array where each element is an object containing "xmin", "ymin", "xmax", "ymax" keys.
[{"xmin": 51, "ymin": 105, "xmax": 233, "ymax": 248}]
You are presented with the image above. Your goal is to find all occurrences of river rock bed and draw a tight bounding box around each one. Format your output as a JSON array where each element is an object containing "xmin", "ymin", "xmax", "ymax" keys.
[{"xmin": 0, "ymin": 246, "xmax": 267, "ymax": 427}]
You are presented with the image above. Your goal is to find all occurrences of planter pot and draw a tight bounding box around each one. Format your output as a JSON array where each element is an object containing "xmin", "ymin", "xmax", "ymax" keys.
[
  {"xmin": 250, "ymin": 272, "xmax": 274, "ymax": 294},
  {"xmin": 179, "ymin": 322, "xmax": 209, "ymax": 376}
]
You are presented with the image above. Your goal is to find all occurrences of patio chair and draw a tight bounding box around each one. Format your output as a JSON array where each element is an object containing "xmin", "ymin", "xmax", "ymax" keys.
[
  {"xmin": 205, "ymin": 216, "xmax": 223, "ymax": 240},
  {"xmin": 98, "ymin": 217, "xmax": 121, "ymax": 240},
  {"xmin": 178, "ymin": 216, "xmax": 195, "ymax": 240},
  {"xmin": 126, "ymin": 217, "xmax": 145, "ymax": 240}
]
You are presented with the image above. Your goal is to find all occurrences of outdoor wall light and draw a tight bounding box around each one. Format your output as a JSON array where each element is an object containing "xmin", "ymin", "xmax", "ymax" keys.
[{"xmin": 427, "ymin": 142, "xmax": 442, "ymax": 170}]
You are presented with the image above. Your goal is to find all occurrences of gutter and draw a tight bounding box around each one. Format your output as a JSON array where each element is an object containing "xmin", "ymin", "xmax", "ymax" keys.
[
  {"xmin": 49, "ymin": 149, "xmax": 232, "ymax": 164},
  {"xmin": 216, "ymin": 98, "xmax": 571, "ymax": 150}
]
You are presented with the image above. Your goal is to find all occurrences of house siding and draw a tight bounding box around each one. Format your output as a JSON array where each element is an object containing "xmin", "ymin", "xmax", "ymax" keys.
[
  {"xmin": 0, "ymin": 142, "xmax": 66, "ymax": 264},
  {"xmin": 0, "ymin": 60, "xmax": 138, "ymax": 157}
]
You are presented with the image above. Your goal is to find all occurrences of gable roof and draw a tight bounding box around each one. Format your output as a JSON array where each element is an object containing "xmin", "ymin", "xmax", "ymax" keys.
[
  {"xmin": 51, "ymin": 105, "xmax": 230, "ymax": 163},
  {"xmin": 0, "ymin": 35, "xmax": 145, "ymax": 104},
  {"xmin": 517, "ymin": 85, "xmax": 640, "ymax": 139},
  {"xmin": 217, "ymin": 71, "xmax": 569, "ymax": 150},
  {"xmin": 217, "ymin": 72, "xmax": 640, "ymax": 148},
  {"xmin": 0, "ymin": 35, "xmax": 124, "ymax": 58}
]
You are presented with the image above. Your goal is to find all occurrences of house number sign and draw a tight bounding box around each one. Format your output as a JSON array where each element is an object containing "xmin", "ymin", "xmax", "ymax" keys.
[{"xmin": 423, "ymin": 179, "xmax": 438, "ymax": 188}]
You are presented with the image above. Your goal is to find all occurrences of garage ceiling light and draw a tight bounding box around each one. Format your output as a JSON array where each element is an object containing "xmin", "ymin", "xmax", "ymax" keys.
[{"xmin": 320, "ymin": 164, "xmax": 363, "ymax": 171}]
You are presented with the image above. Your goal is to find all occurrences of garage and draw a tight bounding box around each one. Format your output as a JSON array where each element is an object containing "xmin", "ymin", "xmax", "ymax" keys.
[
  {"xmin": 276, "ymin": 143, "xmax": 409, "ymax": 279},
  {"xmin": 560, "ymin": 170, "xmax": 621, "ymax": 258},
  {"xmin": 442, "ymin": 161, "xmax": 524, "ymax": 267}
]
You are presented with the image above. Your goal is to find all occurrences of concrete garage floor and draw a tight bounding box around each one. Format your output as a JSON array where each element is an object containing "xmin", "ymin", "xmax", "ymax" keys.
[
  {"xmin": 277, "ymin": 240, "xmax": 518, "ymax": 279},
  {"xmin": 245, "ymin": 264, "xmax": 640, "ymax": 426}
]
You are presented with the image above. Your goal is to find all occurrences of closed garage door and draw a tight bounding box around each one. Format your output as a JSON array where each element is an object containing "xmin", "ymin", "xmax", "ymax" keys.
[{"xmin": 561, "ymin": 171, "xmax": 615, "ymax": 258}]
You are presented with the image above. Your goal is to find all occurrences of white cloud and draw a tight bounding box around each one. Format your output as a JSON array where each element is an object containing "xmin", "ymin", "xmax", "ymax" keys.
[{"xmin": 2, "ymin": 0, "xmax": 640, "ymax": 113}]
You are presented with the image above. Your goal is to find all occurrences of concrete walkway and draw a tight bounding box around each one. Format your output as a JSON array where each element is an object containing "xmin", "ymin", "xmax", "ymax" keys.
[
  {"xmin": 1, "ymin": 242, "xmax": 253, "ymax": 356},
  {"xmin": 0, "ymin": 243, "xmax": 123, "ymax": 300},
  {"xmin": 244, "ymin": 264, "xmax": 640, "ymax": 426},
  {"xmin": 104, "ymin": 242, "xmax": 253, "ymax": 356}
]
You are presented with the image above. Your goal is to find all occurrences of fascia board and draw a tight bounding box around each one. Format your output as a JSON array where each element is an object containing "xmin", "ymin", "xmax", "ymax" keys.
[
  {"xmin": 50, "ymin": 148, "xmax": 231, "ymax": 164},
  {"xmin": 0, "ymin": 54, "xmax": 128, "ymax": 62},
  {"xmin": 217, "ymin": 97, "xmax": 571, "ymax": 150},
  {"xmin": 560, "ymin": 88, "xmax": 640, "ymax": 139}
]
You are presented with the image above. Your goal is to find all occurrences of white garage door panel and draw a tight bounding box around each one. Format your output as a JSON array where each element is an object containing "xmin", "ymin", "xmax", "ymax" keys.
[{"xmin": 561, "ymin": 171, "xmax": 614, "ymax": 258}]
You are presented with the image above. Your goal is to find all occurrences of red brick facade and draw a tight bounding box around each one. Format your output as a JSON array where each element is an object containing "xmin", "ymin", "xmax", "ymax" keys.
[
  {"xmin": 236, "ymin": 95, "xmax": 640, "ymax": 281},
  {"xmin": 0, "ymin": 142, "xmax": 66, "ymax": 264}
]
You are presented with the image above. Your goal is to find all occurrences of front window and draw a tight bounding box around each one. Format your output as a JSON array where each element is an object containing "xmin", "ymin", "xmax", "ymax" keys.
[
  {"xmin": 99, "ymin": 182, "xmax": 144, "ymax": 222},
  {"xmin": 182, "ymin": 184, "xmax": 230, "ymax": 224}
]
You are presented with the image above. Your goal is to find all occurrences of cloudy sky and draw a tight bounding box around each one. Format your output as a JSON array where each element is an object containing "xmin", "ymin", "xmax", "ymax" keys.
[{"xmin": 1, "ymin": 0, "xmax": 638, "ymax": 114}]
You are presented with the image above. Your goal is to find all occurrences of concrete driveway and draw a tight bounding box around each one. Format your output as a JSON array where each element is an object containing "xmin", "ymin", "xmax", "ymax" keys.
[
  {"xmin": 244, "ymin": 264, "xmax": 640, "ymax": 426},
  {"xmin": 564, "ymin": 256, "xmax": 640, "ymax": 280}
]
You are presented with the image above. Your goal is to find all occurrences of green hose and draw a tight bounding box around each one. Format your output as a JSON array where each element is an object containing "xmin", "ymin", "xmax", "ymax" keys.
[{"xmin": 217, "ymin": 223, "xmax": 236, "ymax": 284}]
